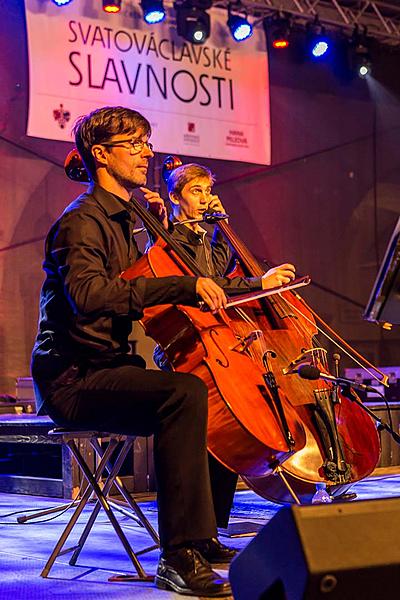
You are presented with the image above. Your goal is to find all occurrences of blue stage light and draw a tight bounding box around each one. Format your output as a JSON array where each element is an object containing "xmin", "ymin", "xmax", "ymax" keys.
[
  {"xmin": 141, "ymin": 0, "xmax": 166, "ymax": 24},
  {"xmin": 306, "ymin": 17, "xmax": 330, "ymax": 60},
  {"xmin": 51, "ymin": 0, "xmax": 74, "ymax": 6},
  {"xmin": 228, "ymin": 14, "xmax": 253, "ymax": 42},
  {"xmin": 312, "ymin": 38, "xmax": 329, "ymax": 58}
]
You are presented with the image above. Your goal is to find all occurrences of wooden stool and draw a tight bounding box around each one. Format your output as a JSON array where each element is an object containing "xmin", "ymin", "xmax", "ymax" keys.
[{"xmin": 40, "ymin": 429, "xmax": 159, "ymax": 581}]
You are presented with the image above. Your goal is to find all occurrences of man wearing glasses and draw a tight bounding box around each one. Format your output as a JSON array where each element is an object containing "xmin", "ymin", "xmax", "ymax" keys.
[{"xmin": 31, "ymin": 106, "xmax": 233, "ymax": 597}]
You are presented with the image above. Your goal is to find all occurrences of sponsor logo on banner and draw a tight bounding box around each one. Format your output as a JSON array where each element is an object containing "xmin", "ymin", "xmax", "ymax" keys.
[
  {"xmin": 184, "ymin": 121, "xmax": 200, "ymax": 145},
  {"xmin": 24, "ymin": 0, "xmax": 270, "ymax": 164},
  {"xmin": 53, "ymin": 104, "xmax": 71, "ymax": 129},
  {"xmin": 226, "ymin": 129, "xmax": 248, "ymax": 148}
]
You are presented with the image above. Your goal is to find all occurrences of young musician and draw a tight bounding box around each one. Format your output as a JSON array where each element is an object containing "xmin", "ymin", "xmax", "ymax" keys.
[{"xmin": 152, "ymin": 162, "xmax": 296, "ymax": 529}]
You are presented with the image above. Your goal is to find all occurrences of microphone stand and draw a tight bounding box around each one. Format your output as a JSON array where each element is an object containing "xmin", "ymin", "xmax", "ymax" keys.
[{"xmin": 337, "ymin": 384, "xmax": 400, "ymax": 445}]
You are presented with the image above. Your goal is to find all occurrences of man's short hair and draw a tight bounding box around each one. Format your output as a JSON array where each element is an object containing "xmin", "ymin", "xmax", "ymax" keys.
[
  {"xmin": 167, "ymin": 164, "xmax": 215, "ymax": 197},
  {"xmin": 73, "ymin": 106, "xmax": 151, "ymax": 180}
]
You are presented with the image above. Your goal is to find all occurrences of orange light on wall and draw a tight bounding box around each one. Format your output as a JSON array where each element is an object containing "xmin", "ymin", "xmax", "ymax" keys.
[{"xmin": 103, "ymin": 0, "xmax": 121, "ymax": 12}]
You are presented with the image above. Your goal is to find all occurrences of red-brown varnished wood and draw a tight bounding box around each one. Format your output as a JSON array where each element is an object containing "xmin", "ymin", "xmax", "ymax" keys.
[
  {"xmin": 217, "ymin": 219, "xmax": 380, "ymax": 503},
  {"xmin": 122, "ymin": 245, "xmax": 306, "ymax": 477}
]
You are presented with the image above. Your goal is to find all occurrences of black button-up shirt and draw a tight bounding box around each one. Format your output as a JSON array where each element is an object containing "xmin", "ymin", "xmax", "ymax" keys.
[
  {"xmin": 170, "ymin": 222, "xmax": 262, "ymax": 289},
  {"xmin": 31, "ymin": 184, "xmax": 198, "ymax": 412}
]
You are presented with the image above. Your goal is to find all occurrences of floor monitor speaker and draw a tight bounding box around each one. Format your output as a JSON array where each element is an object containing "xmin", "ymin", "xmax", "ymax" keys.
[{"xmin": 229, "ymin": 498, "xmax": 400, "ymax": 599}]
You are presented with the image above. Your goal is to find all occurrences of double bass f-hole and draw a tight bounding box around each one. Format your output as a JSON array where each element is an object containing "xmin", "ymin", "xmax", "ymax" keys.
[{"xmin": 209, "ymin": 328, "xmax": 230, "ymax": 368}]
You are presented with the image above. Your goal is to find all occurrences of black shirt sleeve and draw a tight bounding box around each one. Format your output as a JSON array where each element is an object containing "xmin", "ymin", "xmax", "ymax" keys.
[{"xmin": 49, "ymin": 210, "xmax": 198, "ymax": 320}]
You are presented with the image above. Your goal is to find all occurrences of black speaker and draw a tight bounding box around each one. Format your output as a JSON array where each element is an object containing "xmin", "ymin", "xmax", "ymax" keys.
[{"xmin": 229, "ymin": 498, "xmax": 400, "ymax": 599}]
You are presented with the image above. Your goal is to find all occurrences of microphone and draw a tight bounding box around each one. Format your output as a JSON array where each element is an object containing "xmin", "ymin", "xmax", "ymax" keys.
[
  {"xmin": 173, "ymin": 212, "xmax": 229, "ymax": 228},
  {"xmin": 297, "ymin": 364, "xmax": 379, "ymax": 393},
  {"xmin": 203, "ymin": 211, "xmax": 229, "ymax": 223}
]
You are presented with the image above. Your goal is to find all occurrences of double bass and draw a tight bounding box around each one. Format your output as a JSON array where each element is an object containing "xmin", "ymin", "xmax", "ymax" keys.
[
  {"xmin": 216, "ymin": 208, "xmax": 382, "ymax": 503},
  {"xmin": 160, "ymin": 155, "xmax": 382, "ymax": 504}
]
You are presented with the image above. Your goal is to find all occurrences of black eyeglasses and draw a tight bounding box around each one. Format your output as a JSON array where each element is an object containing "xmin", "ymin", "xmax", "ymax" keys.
[{"xmin": 101, "ymin": 138, "xmax": 154, "ymax": 154}]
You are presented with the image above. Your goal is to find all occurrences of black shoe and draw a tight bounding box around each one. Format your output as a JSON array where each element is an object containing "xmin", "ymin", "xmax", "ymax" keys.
[
  {"xmin": 193, "ymin": 537, "xmax": 238, "ymax": 564},
  {"xmin": 155, "ymin": 547, "xmax": 232, "ymax": 597}
]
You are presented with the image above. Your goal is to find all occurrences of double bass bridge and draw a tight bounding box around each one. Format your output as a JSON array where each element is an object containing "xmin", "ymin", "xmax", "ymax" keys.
[
  {"xmin": 282, "ymin": 347, "xmax": 328, "ymax": 375},
  {"xmin": 229, "ymin": 329, "xmax": 264, "ymax": 353}
]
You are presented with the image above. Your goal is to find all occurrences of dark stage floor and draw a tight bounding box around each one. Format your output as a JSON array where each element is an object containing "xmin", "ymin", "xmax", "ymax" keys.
[{"xmin": 0, "ymin": 473, "xmax": 399, "ymax": 599}]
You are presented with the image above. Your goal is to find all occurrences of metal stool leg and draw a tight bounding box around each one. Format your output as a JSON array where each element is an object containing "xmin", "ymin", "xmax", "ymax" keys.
[
  {"xmin": 41, "ymin": 435, "xmax": 154, "ymax": 581},
  {"xmin": 67, "ymin": 437, "xmax": 152, "ymax": 580},
  {"xmin": 69, "ymin": 437, "xmax": 135, "ymax": 565},
  {"xmin": 40, "ymin": 438, "xmax": 119, "ymax": 578},
  {"xmin": 91, "ymin": 437, "xmax": 160, "ymax": 545}
]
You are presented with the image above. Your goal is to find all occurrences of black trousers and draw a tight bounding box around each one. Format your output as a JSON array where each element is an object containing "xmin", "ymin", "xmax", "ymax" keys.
[
  {"xmin": 154, "ymin": 345, "xmax": 238, "ymax": 529},
  {"xmin": 208, "ymin": 454, "xmax": 238, "ymax": 529},
  {"xmin": 40, "ymin": 364, "xmax": 218, "ymax": 548}
]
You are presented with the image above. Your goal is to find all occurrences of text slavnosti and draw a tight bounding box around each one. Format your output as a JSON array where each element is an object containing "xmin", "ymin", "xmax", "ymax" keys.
[{"xmin": 68, "ymin": 21, "xmax": 235, "ymax": 109}]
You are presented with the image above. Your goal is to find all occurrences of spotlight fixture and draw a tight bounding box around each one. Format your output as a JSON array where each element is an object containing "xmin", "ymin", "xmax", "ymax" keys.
[
  {"xmin": 227, "ymin": 8, "xmax": 252, "ymax": 42},
  {"xmin": 269, "ymin": 15, "xmax": 291, "ymax": 49},
  {"xmin": 358, "ymin": 58, "xmax": 372, "ymax": 78},
  {"xmin": 175, "ymin": 0, "xmax": 212, "ymax": 45},
  {"xmin": 51, "ymin": 0, "xmax": 74, "ymax": 5},
  {"xmin": 307, "ymin": 18, "xmax": 329, "ymax": 58},
  {"xmin": 103, "ymin": 0, "xmax": 121, "ymax": 13},
  {"xmin": 141, "ymin": 0, "xmax": 166, "ymax": 24},
  {"xmin": 351, "ymin": 28, "xmax": 372, "ymax": 78}
]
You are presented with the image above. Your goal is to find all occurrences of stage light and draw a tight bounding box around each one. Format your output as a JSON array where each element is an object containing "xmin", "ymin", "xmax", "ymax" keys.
[
  {"xmin": 263, "ymin": 13, "xmax": 290, "ymax": 49},
  {"xmin": 312, "ymin": 39, "xmax": 329, "ymax": 57},
  {"xmin": 103, "ymin": 0, "xmax": 121, "ymax": 13},
  {"xmin": 270, "ymin": 17, "xmax": 290, "ymax": 50},
  {"xmin": 351, "ymin": 28, "xmax": 372, "ymax": 78},
  {"xmin": 51, "ymin": 0, "xmax": 74, "ymax": 5},
  {"xmin": 358, "ymin": 59, "xmax": 371, "ymax": 78},
  {"xmin": 176, "ymin": 0, "xmax": 212, "ymax": 45},
  {"xmin": 227, "ymin": 12, "xmax": 252, "ymax": 42},
  {"xmin": 307, "ymin": 18, "xmax": 329, "ymax": 59},
  {"xmin": 141, "ymin": 0, "xmax": 166, "ymax": 24}
]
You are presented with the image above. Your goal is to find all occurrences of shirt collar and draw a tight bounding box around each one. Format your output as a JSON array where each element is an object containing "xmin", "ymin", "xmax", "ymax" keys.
[
  {"xmin": 173, "ymin": 221, "xmax": 207, "ymax": 243},
  {"xmin": 89, "ymin": 183, "xmax": 134, "ymax": 218}
]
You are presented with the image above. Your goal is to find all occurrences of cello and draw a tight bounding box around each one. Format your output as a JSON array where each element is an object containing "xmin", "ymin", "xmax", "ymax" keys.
[
  {"xmin": 63, "ymin": 151, "xmax": 307, "ymax": 477},
  {"xmin": 118, "ymin": 190, "xmax": 309, "ymax": 478}
]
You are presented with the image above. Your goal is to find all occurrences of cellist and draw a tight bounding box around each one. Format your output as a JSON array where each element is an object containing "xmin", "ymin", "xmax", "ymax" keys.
[
  {"xmin": 31, "ymin": 106, "xmax": 235, "ymax": 597},
  {"xmin": 149, "ymin": 161, "xmax": 296, "ymax": 528}
]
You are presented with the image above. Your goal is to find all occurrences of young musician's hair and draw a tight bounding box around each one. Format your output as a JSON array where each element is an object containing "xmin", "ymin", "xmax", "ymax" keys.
[
  {"xmin": 73, "ymin": 106, "xmax": 151, "ymax": 180},
  {"xmin": 167, "ymin": 164, "xmax": 215, "ymax": 197}
]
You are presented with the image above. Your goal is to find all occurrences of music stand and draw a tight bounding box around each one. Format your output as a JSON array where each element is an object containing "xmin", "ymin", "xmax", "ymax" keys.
[{"xmin": 364, "ymin": 216, "xmax": 400, "ymax": 326}]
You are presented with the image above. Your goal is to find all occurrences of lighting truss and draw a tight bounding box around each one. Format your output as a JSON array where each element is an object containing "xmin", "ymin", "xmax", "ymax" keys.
[{"xmin": 212, "ymin": 1, "xmax": 400, "ymax": 45}]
